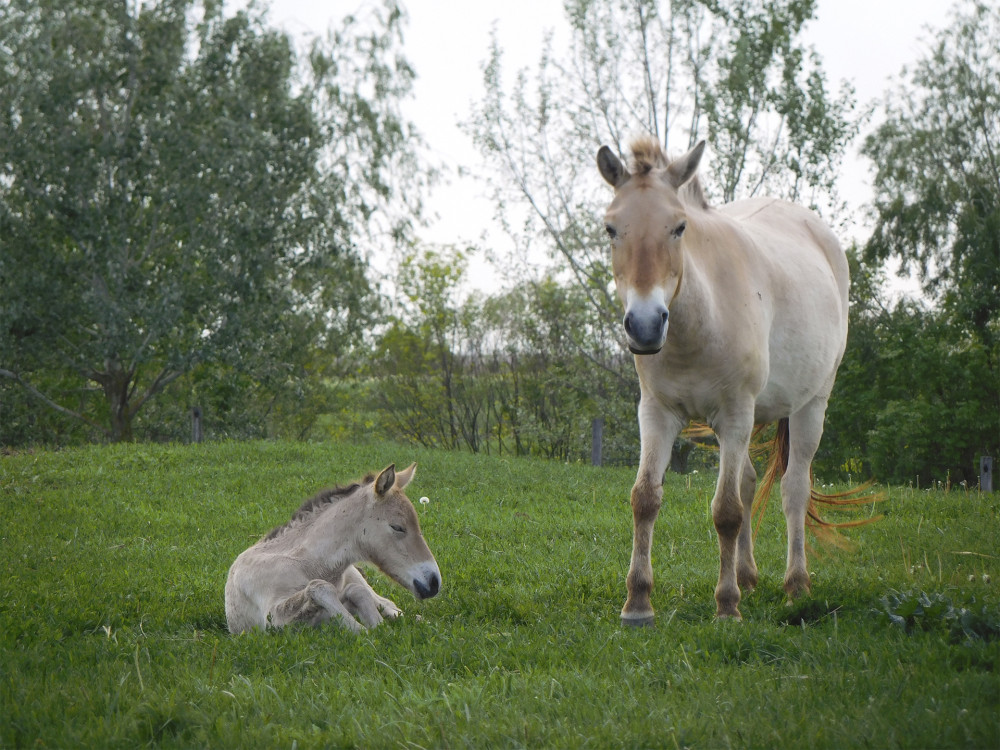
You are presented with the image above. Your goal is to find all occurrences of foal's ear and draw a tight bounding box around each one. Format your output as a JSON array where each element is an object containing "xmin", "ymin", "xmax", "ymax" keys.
[
  {"xmin": 395, "ymin": 462, "xmax": 417, "ymax": 490},
  {"xmin": 375, "ymin": 464, "xmax": 396, "ymax": 497},
  {"xmin": 597, "ymin": 146, "xmax": 630, "ymax": 188},
  {"xmin": 666, "ymin": 140, "xmax": 706, "ymax": 189}
]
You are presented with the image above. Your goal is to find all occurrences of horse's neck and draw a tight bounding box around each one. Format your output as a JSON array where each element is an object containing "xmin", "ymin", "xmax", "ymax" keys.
[
  {"xmin": 668, "ymin": 246, "xmax": 717, "ymax": 348},
  {"xmin": 670, "ymin": 214, "xmax": 751, "ymax": 337},
  {"xmin": 294, "ymin": 500, "xmax": 363, "ymax": 575}
]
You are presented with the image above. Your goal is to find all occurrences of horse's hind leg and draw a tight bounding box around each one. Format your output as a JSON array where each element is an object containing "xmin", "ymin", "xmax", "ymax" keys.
[
  {"xmin": 270, "ymin": 580, "xmax": 366, "ymax": 633},
  {"xmin": 783, "ymin": 398, "xmax": 827, "ymax": 600},
  {"xmin": 736, "ymin": 453, "xmax": 759, "ymax": 591}
]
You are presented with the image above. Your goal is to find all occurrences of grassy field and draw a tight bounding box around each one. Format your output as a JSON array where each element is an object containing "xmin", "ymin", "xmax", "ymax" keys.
[{"xmin": 1, "ymin": 440, "xmax": 997, "ymax": 748}]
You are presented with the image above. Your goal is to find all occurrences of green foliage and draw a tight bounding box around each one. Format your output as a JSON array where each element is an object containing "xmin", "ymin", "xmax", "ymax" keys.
[
  {"xmin": 364, "ymin": 247, "xmax": 644, "ymax": 463},
  {"xmin": 699, "ymin": 0, "xmax": 857, "ymax": 205},
  {"xmin": 819, "ymin": 247, "xmax": 997, "ymax": 485},
  {"xmin": 1, "ymin": 441, "xmax": 998, "ymax": 748},
  {"xmin": 857, "ymin": 0, "xmax": 999, "ymax": 483},
  {"xmin": 462, "ymin": 0, "xmax": 857, "ymax": 473},
  {"xmin": 878, "ymin": 588, "xmax": 1000, "ymax": 644},
  {"xmin": 465, "ymin": 0, "xmax": 856, "ymax": 327},
  {"xmin": 0, "ymin": 0, "xmax": 423, "ymax": 444}
]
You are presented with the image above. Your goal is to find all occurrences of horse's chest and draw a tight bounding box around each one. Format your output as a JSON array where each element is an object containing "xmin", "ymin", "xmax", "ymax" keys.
[{"xmin": 640, "ymin": 343, "xmax": 767, "ymax": 419}]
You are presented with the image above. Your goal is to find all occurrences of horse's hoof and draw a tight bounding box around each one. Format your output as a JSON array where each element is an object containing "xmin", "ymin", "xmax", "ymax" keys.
[
  {"xmin": 620, "ymin": 612, "xmax": 656, "ymax": 628},
  {"xmin": 715, "ymin": 610, "xmax": 742, "ymax": 622}
]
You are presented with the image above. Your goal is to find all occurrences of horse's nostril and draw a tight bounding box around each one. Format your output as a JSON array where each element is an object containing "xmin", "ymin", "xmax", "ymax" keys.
[
  {"xmin": 623, "ymin": 313, "xmax": 634, "ymax": 336},
  {"xmin": 661, "ymin": 310, "xmax": 669, "ymax": 325},
  {"xmin": 414, "ymin": 573, "xmax": 440, "ymax": 599}
]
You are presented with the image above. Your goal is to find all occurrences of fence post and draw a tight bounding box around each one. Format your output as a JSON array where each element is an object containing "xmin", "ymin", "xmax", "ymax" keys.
[
  {"xmin": 980, "ymin": 456, "xmax": 993, "ymax": 493},
  {"xmin": 191, "ymin": 406, "xmax": 203, "ymax": 444},
  {"xmin": 591, "ymin": 417, "xmax": 604, "ymax": 467}
]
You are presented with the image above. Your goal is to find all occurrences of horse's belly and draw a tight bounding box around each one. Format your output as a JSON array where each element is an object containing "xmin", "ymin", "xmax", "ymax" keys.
[{"xmin": 753, "ymin": 338, "xmax": 842, "ymax": 421}]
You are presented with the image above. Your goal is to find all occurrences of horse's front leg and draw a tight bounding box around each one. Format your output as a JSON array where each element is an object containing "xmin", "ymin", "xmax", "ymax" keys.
[
  {"xmin": 712, "ymin": 414, "xmax": 754, "ymax": 619},
  {"xmin": 339, "ymin": 566, "xmax": 402, "ymax": 628},
  {"xmin": 621, "ymin": 400, "xmax": 683, "ymax": 626}
]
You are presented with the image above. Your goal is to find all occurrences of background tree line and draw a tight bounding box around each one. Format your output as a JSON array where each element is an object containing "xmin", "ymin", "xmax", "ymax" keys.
[{"xmin": 2, "ymin": 0, "xmax": 997, "ymax": 487}]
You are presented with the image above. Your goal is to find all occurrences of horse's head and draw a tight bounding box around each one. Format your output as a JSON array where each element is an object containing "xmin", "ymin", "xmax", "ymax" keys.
[
  {"xmin": 597, "ymin": 138, "xmax": 706, "ymax": 354},
  {"xmin": 360, "ymin": 463, "xmax": 441, "ymax": 600}
]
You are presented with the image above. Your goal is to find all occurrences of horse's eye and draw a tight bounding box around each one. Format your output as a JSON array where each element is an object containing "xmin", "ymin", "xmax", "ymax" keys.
[
  {"xmin": 672, "ymin": 221, "xmax": 687, "ymax": 239},
  {"xmin": 605, "ymin": 223, "xmax": 617, "ymax": 240},
  {"xmin": 390, "ymin": 524, "xmax": 406, "ymax": 534}
]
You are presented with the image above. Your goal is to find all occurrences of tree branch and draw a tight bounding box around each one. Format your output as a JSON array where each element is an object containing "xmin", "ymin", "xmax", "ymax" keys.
[{"xmin": 0, "ymin": 369, "xmax": 110, "ymax": 437}]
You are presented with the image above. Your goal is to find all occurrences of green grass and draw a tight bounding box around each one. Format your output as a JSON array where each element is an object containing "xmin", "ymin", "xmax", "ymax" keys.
[{"xmin": 1, "ymin": 441, "xmax": 998, "ymax": 748}]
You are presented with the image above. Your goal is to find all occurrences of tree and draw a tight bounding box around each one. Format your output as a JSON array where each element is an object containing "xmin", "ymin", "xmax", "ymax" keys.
[
  {"xmin": 465, "ymin": 0, "xmax": 856, "ymax": 334},
  {"xmin": 369, "ymin": 246, "xmax": 472, "ymax": 449},
  {"xmin": 861, "ymin": 0, "xmax": 999, "ymax": 481},
  {"xmin": 462, "ymin": 0, "xmax": 855, "ymax": 471},
  {"xmin": 0, "ymin": 0, "xmax": 424, "ymax": 442}
]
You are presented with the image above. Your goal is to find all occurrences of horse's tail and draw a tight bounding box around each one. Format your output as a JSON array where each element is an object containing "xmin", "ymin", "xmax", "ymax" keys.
[{"xmin": 751, "ymin": 418, "xmax": 884, "ymax": 548}]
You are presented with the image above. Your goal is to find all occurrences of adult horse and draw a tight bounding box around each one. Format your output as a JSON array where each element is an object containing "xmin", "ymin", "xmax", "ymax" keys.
[{"xmin": 597, "ymin": 137, "xmax": 850, "ymax": 623}]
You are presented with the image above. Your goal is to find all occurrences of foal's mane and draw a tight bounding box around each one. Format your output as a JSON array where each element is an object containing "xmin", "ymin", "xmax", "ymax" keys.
[
  {"xmin": 263, "ymin": 473, "xmax": 375, "ymax": 541},
  {"xmin": 628, "ymin": 136, "xmax": 710, "ymax": 210}
]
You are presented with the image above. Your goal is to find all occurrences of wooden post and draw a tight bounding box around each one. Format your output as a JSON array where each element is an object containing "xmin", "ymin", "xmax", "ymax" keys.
[
  {"xmin": 980, "ymin": 456, "xmax": 993, "ymax": 493},
  {"xmin": 191, "ymin": 406, "xmax": 203, "ymax": 444},
  {"xmin": 591, "ymin": 417, "xmax": 604, "ymax": 467}
]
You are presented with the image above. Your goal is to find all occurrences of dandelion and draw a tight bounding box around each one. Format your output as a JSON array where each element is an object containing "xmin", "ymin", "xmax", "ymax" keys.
[{"xmin": 419, "ymin": 496, "xmax": 430, "ymax": 505}]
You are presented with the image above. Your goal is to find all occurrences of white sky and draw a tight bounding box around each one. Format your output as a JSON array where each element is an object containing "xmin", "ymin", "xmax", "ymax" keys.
[{"xmin": 269, "ymin": 0, "xmax": 953, "ymax": 291}]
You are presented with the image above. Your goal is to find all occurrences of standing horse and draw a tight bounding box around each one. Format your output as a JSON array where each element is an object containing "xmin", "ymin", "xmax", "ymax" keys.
[
  {"xmin": 225, "ymin": 463, "xmax": 441, "ymax": 633},
  {"xmin": 597, "ymin": 137, "xmax": 850, "ymax": 622}
]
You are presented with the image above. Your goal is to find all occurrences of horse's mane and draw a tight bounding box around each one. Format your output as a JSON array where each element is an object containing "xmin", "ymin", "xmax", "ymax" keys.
[
  {"xmin": 263, "ymin": 473, "xmax": 375, "ymax": 541},
  {"xmin": 628, "ymin": 136, "xmax": 710, "ymax": 210}
]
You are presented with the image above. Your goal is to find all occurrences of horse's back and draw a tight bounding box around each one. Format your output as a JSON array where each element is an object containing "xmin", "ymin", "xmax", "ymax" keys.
[
  {"xmin": 715, "ymin": 197, "xmax": 848, "ymax": 417},
  {"xmin": 718, "ymin": 197, "xmax": 848, "ymax": 306}
]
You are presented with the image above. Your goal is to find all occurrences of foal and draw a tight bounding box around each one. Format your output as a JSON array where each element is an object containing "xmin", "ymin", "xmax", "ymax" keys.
[{"xmin": 225, "ymin": 463, "xmax": 441, "ymax": 633}]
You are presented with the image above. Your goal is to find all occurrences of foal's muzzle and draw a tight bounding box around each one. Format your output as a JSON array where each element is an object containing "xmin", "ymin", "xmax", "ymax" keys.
[{"xmin": 413, "ymin": 572, "xmax": 441, "ymax": 600}]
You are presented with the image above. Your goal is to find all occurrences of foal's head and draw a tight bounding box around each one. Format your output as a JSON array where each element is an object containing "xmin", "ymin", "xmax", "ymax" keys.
[
  {"xmin": 597, "ymin": 137, "xmax": 706, "ymax": 354},
  {"xmin": 361, "ymin": 463, "xmax": 441, "ymax": 600}
]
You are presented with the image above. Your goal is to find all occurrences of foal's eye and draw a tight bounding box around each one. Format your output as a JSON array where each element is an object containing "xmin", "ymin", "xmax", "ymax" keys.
[
  {"xmin": 390, "ymin": 524, "xmax": 406, "ymax": 534},
  {"xmin": 605, "ymin": 223, "xmax": 618, "ymax": 240},
  {"xmin": 671, "ymin": 221, "xmax": 687, "ymax": 239}
]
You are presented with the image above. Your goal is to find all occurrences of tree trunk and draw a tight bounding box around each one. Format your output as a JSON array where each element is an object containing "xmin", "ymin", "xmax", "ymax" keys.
[{"xmin": 98, "ymin": 359, "xmax": 134, "ymax": 442}]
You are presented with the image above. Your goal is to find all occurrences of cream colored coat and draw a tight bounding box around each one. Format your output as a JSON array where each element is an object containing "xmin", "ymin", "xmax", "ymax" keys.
[
  {"xmin": 225, "ymin": 463, "xmax": 441, "ymax": 633},
  {"xmin": 598, "ymin": 138, "xmax": 849, "ymax": 622}
]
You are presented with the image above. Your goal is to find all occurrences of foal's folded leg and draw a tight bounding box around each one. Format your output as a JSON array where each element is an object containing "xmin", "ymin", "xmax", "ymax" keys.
[
  {"xmin": 339, "ymin": 566, "xmax": 401, "ymax": 628},
  {"xmin": 270, "ymin": 579, "xmax": 366, "ymax": 632}
]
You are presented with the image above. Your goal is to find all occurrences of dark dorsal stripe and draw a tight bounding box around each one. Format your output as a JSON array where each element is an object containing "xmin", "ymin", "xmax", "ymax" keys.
[{"xmin": 263, "ymin": 473, "xmax": 375, "ymax": 541}]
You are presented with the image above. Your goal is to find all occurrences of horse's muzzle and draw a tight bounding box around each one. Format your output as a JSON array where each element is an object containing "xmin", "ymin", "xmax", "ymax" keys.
[
  {"xmin": 413, "ymin": 572, "xmax": 440, "ymax": 599},
  {"xmin": 623, "ymin": 305, "xmax": 668, "ymax": 354}
]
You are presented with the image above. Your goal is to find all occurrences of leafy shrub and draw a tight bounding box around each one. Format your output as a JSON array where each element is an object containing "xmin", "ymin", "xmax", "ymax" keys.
[{"xmin": 877, "ymin": 588, "xmax": 1000, "ymax": 643}]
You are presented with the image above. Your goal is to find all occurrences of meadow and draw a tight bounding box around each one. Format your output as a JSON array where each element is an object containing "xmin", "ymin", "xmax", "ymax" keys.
[{"xmin": 1, "ymin": 440, "xmax": 997, "ymax": 748}]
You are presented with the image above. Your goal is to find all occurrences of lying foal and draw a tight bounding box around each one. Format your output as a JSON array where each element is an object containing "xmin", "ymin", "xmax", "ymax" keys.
[{"xmin": 225, "ymin": 463, "xmax": 441, "ymax": 633}]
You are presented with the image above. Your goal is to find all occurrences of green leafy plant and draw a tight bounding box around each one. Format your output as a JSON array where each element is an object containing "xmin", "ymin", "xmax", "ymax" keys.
[{"xmin": 878, "ymin": 588, "xmax": 1000, "ymax": 643}]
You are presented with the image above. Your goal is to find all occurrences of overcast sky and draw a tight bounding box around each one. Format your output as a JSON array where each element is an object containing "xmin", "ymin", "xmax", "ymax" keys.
[{"xmin": 268, "ymin": 0, "xmax": 954, "ymax": 289}]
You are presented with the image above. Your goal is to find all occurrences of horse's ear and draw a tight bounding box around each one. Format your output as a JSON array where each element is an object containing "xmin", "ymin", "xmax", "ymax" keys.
[
  {"xmin": 395, "ymin": 462, "xmax": 417, "ymax": 489},
  {"xmin": 667, "ymin": 140, "xmax": 706, "ymax": 189},
  {"xmin": 375, "ymin": 464, "xmax": 396, "ymax": 497},
  {"xmin": 597, "ymin": 146, "xmax": 630, "ymax": 188}
]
